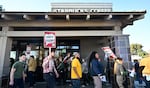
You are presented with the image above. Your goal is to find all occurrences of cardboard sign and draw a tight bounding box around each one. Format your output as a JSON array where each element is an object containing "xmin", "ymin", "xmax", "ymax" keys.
[
  {"xmin": 44, "ymin": 32, "xmax": 56, "ymax": 48},
  {"xmin": 102, "ymin": 46, "xmax": 117, "ymax": 59}
]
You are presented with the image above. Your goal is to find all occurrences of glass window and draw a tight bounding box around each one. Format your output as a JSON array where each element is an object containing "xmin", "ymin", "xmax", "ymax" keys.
[
  {"xmin": 118, "ymin": 41, "xmax": 126, "ymax": 47},
  {"xmin": 30, "ymin": 51, "xmax": 39, "ymax": 59},
  {"xmin": 71, "ymin": 46, "xmax": 79, "ymax": 49},
  {"xmin": 56, "ymin": 39, "xmax": 80, "ymax": 55},
  {"xmin": 10, "ymin": 51, "xmax": 16, "ymax": 59}
]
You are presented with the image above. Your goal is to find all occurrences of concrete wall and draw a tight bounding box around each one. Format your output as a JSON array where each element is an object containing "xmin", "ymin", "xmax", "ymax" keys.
[
  {"xmin": 0, "ymin": 37, "xmax": 12, "ymax": 87},
  {"xmin": 3, "ymin": 38, "xmax": 12, "ymax": 75},
  {"xmin": 80, "ymin": 37, "xmax": 107, "ymax": 60}
]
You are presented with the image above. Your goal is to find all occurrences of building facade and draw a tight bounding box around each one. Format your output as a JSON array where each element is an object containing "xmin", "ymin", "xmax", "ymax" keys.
[{"xmin": 0, "ymin": 3, "xmax": 146, "ymax": 86}]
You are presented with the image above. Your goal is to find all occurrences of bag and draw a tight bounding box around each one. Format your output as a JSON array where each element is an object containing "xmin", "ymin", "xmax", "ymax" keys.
[
  {"xmin": 122, "ymin": 65, "xmax": 129, "ymax": 81},
  {"xmin": 100, "ymin": 75, "xmax": 107, "ymax": 82}
]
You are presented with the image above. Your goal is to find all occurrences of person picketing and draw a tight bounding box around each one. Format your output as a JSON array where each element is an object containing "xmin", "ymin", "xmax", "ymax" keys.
[
  {"xmin": 9, "ymin": 48, "xmax": 137, "ymax": 88},
  {"xmin": 9, "ymin": 53, "xmax": 27, "ymax": 88},
  {"xmin": 41, "ymin": 50, "xmax": 105, "ymax": 88}
]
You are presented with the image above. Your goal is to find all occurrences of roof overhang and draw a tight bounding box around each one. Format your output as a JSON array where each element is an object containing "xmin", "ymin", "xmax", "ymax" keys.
[{"xmin": 0, "ymin": 11, "xmax": 146, "ymax": 29}]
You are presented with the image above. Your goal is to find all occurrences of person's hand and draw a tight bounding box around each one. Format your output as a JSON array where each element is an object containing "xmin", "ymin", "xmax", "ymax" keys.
[
  {"xmin": 23, "ymin": 73, "xmax": 27, "ymax": 81},
  {"xmin": 67, "ymin": 53, "xmax": 71, "ymax": 58},
  {"xmin": 56, "ymin": 73, "xmax": 59, "ymax": 78},
  {"xmin": 9, "ymin": 80, "xmax": 14, "ymax": 86},
  {"xmin": 77, "ymin": 76, "xmax": 80, "ymax": 79},
  {"xmin": 98, "ymin": 74, "xmax": 101, "ymax": 77},
  {"xmin": 48, "ymin": 55, "xmax": 52, "ymax": 60}
]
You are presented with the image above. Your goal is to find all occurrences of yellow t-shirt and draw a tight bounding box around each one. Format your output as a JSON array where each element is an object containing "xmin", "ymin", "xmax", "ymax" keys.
[
  {"xmin": 71, "ymin": 58, "xmax": 82, "ymax": 79},
  {"xmin": 140, "ymin": 57, "xmax": 150, "ymax": 75}
]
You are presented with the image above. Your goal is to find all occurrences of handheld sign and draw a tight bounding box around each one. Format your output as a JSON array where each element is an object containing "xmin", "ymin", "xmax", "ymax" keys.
[
  {"xmin": 44, "ymin": 32, "xmax": 56, "ymax": 55},
  {"xmin": 44, "ymin": 32, "xmax": 56, "ymax": 48},
  {"xmin": 102, "ymin": 46, "xmax": 117, "ymax": 59}
]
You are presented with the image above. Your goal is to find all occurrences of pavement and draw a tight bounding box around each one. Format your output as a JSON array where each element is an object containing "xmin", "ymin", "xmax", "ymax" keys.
[
  {"xmin": 1, "ymin": 78, "xmax": 112, "ymax": 88},
  {"xmin": 26, "ymin": 81, "xmax": 112, "ymax": 88}
]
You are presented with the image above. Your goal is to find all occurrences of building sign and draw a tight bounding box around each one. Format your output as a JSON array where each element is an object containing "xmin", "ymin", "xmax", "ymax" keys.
[
  {"xmin": 44, "ymin": 32, "xmax": 56, "ymax": 48},
  {"xmin": 51, "ymin": 3, "xmax": 112, "ymax": 13},
  {"xmin": 102, "ymin": 46, "xmax": 117, "ymax": 59},
  {"xmin": 52, "ymin": 8, "xmax": 112, "ymax": 12}
]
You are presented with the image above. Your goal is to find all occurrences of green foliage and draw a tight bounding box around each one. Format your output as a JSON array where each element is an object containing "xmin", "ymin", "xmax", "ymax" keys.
[{"xmin": 130, "ymin": 43, "xmax": 148, "ymax": 58}]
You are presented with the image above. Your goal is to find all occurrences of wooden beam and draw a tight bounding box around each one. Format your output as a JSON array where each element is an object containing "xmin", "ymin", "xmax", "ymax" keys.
[
  {"xmin": 106, "ymin": 14, "xmax": 112, "ymax": 20},
  {"xmin": 6, "ymin": 30, "xmax": 121, "ymax": 37},
  {"xmin": 135, "ymin": 15, "xmax": 144, "ymax": 20},
  {"xmin": 86, "ymin": 15, "xmax": 90, "ymax": 20},
  {"xmin": 1, "ymin": 14, "xmax": 12, "ymax": 20},
  {"xmin": 23, "ymin": 14, "xmax": 32, "ymax": 20},
  {"xmin": 66, "ymin": 14, "xmax": 70, "ymax": 21},
  {"xmin": 0, "ymin": 20, "xmax": 121, "ymax": 27},
  {"xmin": 127, "ymin": 14, "xmax": 133, "ymax": 20},
  {"xmin": 45, "ymin": 14, "xmax": 51, "ymax": 20}
]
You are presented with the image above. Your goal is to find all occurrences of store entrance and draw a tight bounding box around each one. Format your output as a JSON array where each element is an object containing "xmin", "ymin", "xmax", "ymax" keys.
[{"xmin": 10, "ymin": 37, "xmax": 80, "ymax": 82}]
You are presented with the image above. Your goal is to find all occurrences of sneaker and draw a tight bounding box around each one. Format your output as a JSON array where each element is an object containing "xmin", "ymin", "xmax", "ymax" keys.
[
  {"xmin": 82, "ymin": 85, "xmax": 86, "ymax": 87},
  {"xmin": 86, "ymin": 83, "xmax": 89, "ymax": 86},
  {"xmin": 69, "ymin": 84, "xmax": 72, "ymax": 86}
]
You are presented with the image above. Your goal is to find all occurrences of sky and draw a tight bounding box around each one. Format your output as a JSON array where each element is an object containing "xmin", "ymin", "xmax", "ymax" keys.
[{"xmin": 0, "ymin": 0, "xmax": 150, "ymax": 51}]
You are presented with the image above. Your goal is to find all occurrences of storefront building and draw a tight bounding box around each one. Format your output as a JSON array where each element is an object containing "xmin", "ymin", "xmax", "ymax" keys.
[{"xmin": 0, "ymin": 3, "xmax": 146, "ymax": 86}]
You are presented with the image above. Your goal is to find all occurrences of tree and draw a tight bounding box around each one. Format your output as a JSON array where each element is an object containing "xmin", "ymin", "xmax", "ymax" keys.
[{"xmin": 130, "ymin": 43, "xmax": 148, "ymax": 58}]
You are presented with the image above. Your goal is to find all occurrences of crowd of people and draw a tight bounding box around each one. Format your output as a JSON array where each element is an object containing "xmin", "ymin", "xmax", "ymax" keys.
[
  {"xmin": 8, "ymin": 49, "xmax": 150, "ymax": 88},
  {"xmin": 113, "ymin": 50, "xmax": 150, "ymax": 88}
]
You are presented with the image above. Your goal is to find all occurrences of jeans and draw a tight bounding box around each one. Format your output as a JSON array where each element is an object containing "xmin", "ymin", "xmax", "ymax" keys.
[
  {"xmin": 135, "ymin": 71, "xmax": 142, "ymax": 84},
  {"xmin": 28, "ymin": 71, "xmax": 35, "ymax": 87},
  {"xmin": 72, "ymin": 79, "xmax": 80, "ymax": 88},
  {"xmin": 10, "ymin": 78, "xmax": 24, "ymax": 88},
  {"xmin": 43, "ymin": 72, "xmax": 55, "ymax": 88}
]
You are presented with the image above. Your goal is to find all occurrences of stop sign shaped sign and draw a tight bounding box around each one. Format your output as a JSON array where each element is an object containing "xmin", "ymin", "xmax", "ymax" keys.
[{"xmin": 44, "ymin": 32, "xmax": 56, "ymax": 48}]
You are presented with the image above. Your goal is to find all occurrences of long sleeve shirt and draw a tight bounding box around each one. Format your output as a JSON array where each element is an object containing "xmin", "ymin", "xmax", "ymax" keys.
[
  {"xmin": 42, "ymin": 56, "xmax": 55, "ymax": 73},
  {"xmin": 90, "ymin": 59, "xmax": 103, "ymax": 76}
]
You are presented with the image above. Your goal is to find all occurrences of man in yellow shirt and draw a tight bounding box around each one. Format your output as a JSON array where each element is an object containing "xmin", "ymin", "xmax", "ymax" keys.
[
  {"xmin": 71, "ymin": 52, "xmax": 82, "ymax": 88},
  {"xmin": 140, "ymin": 50, "xmax": 150, "ymax": 87},
  {"xmin": 28, "ymin": 55, "xmax": 37, "ymax": 88}
]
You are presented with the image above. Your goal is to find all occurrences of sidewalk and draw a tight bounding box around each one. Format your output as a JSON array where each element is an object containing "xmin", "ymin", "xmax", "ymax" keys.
[{"xmin": 26, "ymin": 82, "xmax": 112, "ymax": 88}]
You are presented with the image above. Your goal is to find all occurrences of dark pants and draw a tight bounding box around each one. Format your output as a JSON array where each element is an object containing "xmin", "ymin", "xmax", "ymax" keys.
[
  {"xmin": 146, "ymin": 81, "xmax": 150, "ymax": 88},
  {"xmin": 57, "ymin": 71, "xmax": 66, "ymax": 85},
  {"xmin": 10, "ymin": 78, "xmax": 24, "ymax": 88},
  {"xmin": 72, "ymin": 79, "xmax": 80, "ymax": 88},
  {"xmin": 129, "ymin": 77, "xmax": 134, "ymax": 88},
  {"xmin": 28, "ymin": 71, "xmax": 35, "ymax": 87},
  {"xmin": 44, "ymin": 73, "xmax": 55, "ymax": 88},
  {"xmin": 82, "ymin": 73, "xmax": 89, "ymax": 85},
  {"xmin": 135, "ymin": 71, "xmax": 142, "ymax": 83},
  {"xmin": 144, "ymin": 77, "xmax": 150, "ymax": 88}
]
